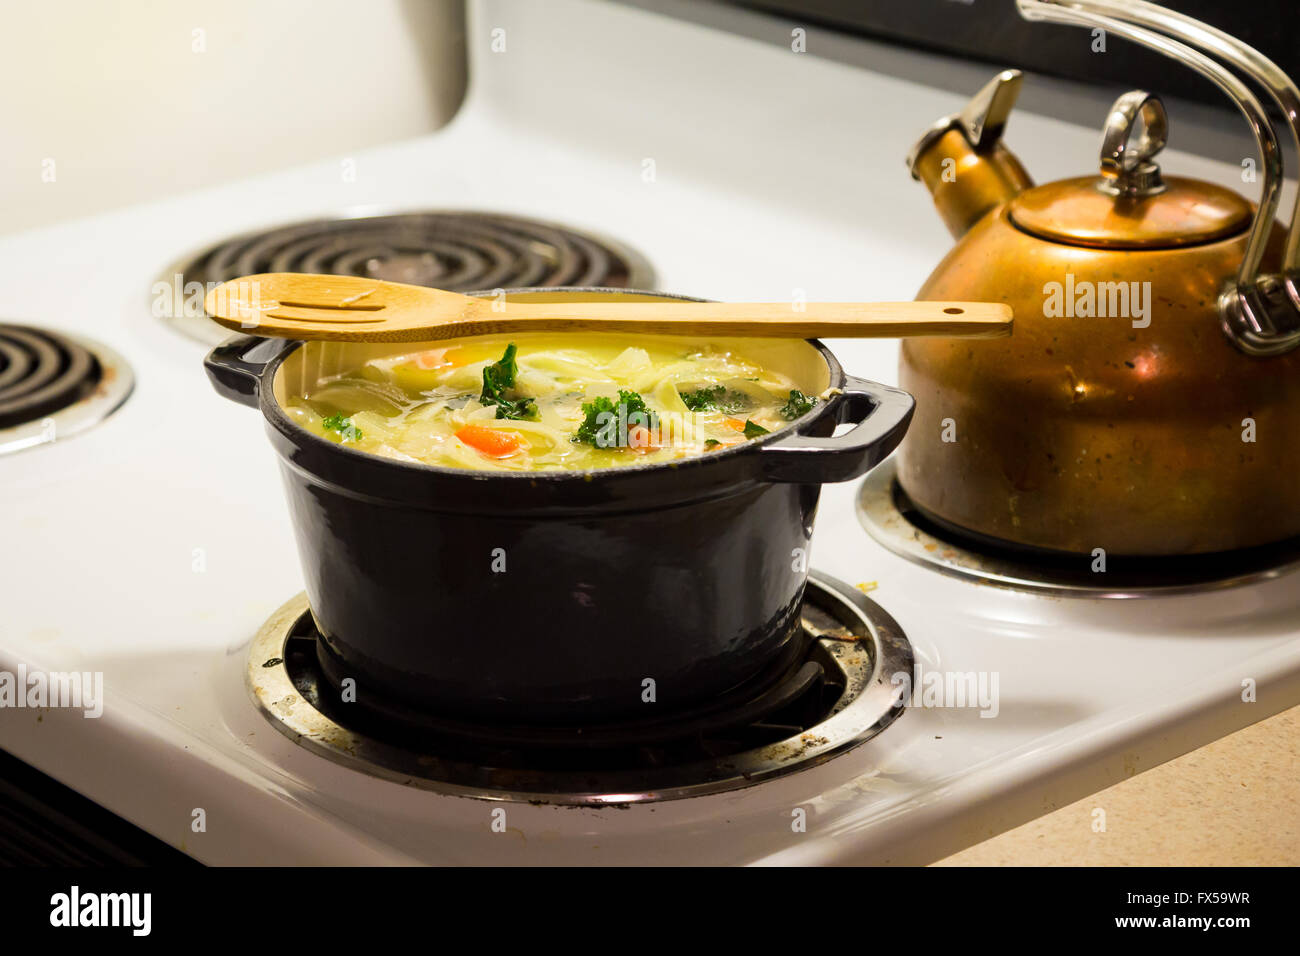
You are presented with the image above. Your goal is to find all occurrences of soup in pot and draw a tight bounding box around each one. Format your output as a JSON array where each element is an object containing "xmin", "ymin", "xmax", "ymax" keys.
[{"xmin": 280, "ymin": 334, "xmax": 826, "ymax": 471}]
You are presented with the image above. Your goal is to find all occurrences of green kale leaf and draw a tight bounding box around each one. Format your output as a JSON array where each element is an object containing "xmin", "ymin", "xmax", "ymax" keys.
[
  {"xmin": 679, "ymin": 384, "xmax": 750, "ymax": 415},
  {"xmin": 479, "ymin": 343, "xmax": 538, "ymax": 421},
  {"xmin": 779, "ymin": 389, "xmax": 817, "ymax": 420},
  {"xmin": 321, "ymin": 414, "xmax": 363, "ymax": 441},
  {"xmin": 574, "ymin": 390, "xmax": 659, "ymax": 448}
]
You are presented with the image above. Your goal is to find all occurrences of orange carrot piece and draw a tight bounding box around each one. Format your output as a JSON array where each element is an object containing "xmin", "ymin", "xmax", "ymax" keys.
[
  {"xmin": 414, "ymin": 347, "xmax": 463, "ymax": 370},
  {"xmin": 626, "ymin": 424, "xmax": 659, "ymax": 453},
  {"xmin": 456, "ymin": 424, "xmax": 523, "ymax": 458}
]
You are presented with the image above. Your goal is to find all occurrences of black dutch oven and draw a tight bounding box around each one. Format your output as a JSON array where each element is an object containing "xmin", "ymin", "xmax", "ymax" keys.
[{"xmin": 205, "ymin": 289, "xmax": 914, "ymax": 723}]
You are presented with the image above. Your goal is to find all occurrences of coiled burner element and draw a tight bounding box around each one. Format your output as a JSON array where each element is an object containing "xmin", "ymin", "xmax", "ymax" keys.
[
  {"xmin": 0, "ymin": 325, "xmax": 101, "ymax": 429},
  {"xmin": 0, "ymin": 325, "xmax": 133, "ymax": 455}
]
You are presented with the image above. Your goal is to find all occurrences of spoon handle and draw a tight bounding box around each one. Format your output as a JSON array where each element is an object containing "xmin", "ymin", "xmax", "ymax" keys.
[{"xmin": 461, "ymin": 299, "xmax": 1013, "ymax": 339}]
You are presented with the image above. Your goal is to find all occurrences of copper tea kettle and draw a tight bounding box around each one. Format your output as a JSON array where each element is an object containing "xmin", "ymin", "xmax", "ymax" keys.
[{"xmin": 899, "ymin": 0, "xmax": 1300, "ymax": 556}]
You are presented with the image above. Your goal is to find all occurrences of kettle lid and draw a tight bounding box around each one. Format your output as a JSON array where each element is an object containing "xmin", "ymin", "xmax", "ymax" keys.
[{"xmin": 1009, "ymin": 91, "xmax": 1252, "ymax": 249}]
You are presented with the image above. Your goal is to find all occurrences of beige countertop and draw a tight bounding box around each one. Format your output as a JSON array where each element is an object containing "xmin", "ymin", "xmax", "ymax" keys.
[{"xmin": 935, "ymin": 704, "xmax": 1300, "ymax": 866}]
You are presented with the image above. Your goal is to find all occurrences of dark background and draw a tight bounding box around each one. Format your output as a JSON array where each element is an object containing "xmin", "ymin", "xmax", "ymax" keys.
[{"xmin": 722, "ymin": 0, "xmax": 1294, "ymax": 112}]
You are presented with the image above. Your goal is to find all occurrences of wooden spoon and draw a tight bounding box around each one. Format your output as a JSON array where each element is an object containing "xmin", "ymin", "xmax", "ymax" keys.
[{"xmin": 203, "ymin": 273, "xmax": 1012, "ymax": 343}]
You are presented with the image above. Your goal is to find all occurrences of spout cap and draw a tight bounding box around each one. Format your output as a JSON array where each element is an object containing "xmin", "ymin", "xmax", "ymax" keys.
[{"xmin": 907, "ymin": 70, "xmax": 1023, "ymax": 177}]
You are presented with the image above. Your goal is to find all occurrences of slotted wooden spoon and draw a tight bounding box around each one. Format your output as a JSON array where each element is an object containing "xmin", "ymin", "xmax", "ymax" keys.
[{"xmin": 203, "ymin": 273, "xmax": 1012, "ymax": 342}]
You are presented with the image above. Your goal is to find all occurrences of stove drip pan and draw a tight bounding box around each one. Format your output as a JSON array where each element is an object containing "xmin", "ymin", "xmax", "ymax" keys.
[
  {"xmin": 0, "ymin": 325, "xmax": 133, "ymax": 456},
  {"xmin": 246, "ymin": 572, "xmax": 913, "ymax": 804},
  {"xmin": 161, "ymin": 210, "xmax": 655, "ymax": 344},
  {"xmin": 858, "ymin": 460, "xmax": 1300, "ymax": 598}
]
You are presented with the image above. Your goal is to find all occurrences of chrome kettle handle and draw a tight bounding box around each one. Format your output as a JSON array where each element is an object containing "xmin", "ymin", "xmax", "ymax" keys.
[{"xmin": 1017, "ymin": 0, "xmax": 1300, "ymax": 357}]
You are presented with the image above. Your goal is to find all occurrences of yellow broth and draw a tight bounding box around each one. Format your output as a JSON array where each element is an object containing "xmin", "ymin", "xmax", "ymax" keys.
[{"xmin": 282, "ymin": 334, "xmax": 822, "ymax": 472}]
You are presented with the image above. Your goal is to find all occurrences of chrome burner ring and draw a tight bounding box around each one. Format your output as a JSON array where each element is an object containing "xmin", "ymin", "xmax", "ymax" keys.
[{"xmin": 246, "ymin": 572, "xmax": 913, "ymax": 805}]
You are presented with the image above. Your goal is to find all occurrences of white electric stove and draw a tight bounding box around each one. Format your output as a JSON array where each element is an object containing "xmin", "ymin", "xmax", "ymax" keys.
[{"xmin": 2, "ymin": 0, "xmax": 1299, "ymax": 865}]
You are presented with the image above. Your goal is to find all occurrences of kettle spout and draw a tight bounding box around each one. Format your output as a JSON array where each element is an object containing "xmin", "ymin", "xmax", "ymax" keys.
[{"xmin": 907, "ymin": 70, "xmax": 1034, "ymax": 239}]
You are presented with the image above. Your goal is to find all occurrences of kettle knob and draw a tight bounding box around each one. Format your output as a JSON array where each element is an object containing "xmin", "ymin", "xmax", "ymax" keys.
[{"xmin": 1097, "ymin": 91, "xmax": 1168, "ymax": 197}]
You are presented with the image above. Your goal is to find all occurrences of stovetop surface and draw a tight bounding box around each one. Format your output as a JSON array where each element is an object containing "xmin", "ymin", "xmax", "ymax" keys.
[{"xmin": 1, "ymin": 0, "xmax": 1298, "ymax": 865}]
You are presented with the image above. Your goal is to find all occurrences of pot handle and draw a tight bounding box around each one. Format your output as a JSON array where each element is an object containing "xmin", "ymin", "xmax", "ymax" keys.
[
  {"xmin": 757, "ymin": 376, "xmax": 915, "ymax": 484},
  {"xmin": 204, "ymin": 334, "xmax": 297, "ymax": 409}
]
